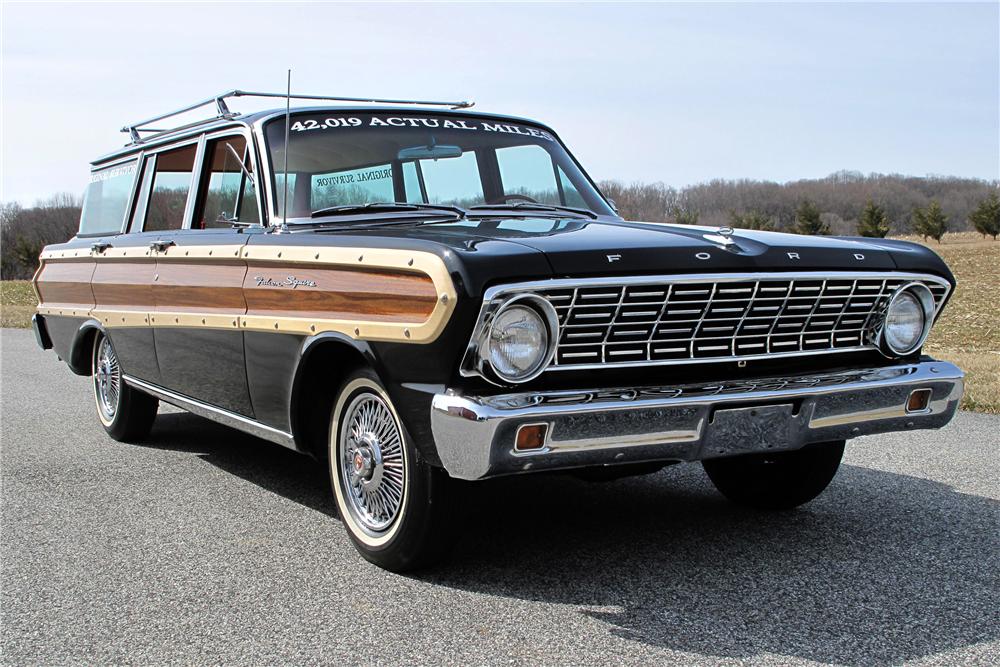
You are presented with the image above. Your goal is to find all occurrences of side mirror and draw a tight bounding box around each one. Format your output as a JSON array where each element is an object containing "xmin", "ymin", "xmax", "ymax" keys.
[{"xmin": 606, "ymin": 198, "xmax": 619, "ymax": 215}]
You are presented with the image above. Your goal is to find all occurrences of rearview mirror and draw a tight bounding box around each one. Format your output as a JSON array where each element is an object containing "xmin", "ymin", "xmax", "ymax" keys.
[{"xmin": 397, "ymin": 143, "xmax": 463, "ymax": 161}]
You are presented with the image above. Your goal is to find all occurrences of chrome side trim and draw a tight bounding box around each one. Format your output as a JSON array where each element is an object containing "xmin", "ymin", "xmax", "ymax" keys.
[
  {"xmin": 460, "ymin": 271, "xmax": 952, "ymax": 381},
  {"xmin": 123, "ymin": 375, "xmax": 296, "ymax": 450},
  {"xmin": 432, "ymin": 360, "xmax": 964, "ymax": 480}
]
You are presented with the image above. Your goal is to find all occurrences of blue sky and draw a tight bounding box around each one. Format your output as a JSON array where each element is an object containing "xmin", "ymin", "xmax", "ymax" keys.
[{"xmin": 2, "ymin": 1, "xmax": 997, "ymax": 205}]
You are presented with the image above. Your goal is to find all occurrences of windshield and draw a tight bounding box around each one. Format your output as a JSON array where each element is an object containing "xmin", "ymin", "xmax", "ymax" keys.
[{"xmin": 264, "ymin": 111, "xmax": 615, "ymax": 221}]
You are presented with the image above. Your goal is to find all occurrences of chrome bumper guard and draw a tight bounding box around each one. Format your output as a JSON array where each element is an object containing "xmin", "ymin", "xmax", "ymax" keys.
[{"xmin": 430, "ymin": 360, "xmax": 964, "ymax": 480}]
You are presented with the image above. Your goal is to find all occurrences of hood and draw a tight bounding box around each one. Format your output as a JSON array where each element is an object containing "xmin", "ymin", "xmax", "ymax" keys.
[
  {"xmin": 300, "ymin": 216, "xmax": 954, "ymax": 298},
  {"xmin": 397, "ymin": 217, "xmax": 910, "ymax": 276}
]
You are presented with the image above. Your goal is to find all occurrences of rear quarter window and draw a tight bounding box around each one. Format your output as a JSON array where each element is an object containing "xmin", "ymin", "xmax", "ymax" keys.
[{"xmin": 79, "ymin": 161, "xmax": 137, "ymax": 235}]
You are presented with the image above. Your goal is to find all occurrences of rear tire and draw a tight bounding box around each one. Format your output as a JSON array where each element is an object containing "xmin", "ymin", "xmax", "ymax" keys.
[
  {"xmin": 702, "ymin": 441, "xmax": 845, "ymax": 510},
  {"xmin": 329, "ymin": 367, "xmax": 454, "ymax": 572},
  {"xmin": 92, "ymin": 332, "xmax": 158, "ymax": 442}
]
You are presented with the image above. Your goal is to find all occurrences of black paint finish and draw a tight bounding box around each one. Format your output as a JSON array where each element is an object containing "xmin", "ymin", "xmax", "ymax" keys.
[
  {"xmin": 244, "ymin": 331, "xmax": 303, "ymax": 433},
  {"xmin": 38, "ymin": 213, "xmax": 957, "ymax": 463},
  {"xmin": 154, "ymin": 328, "xmax": 254, "ymax": 417}
]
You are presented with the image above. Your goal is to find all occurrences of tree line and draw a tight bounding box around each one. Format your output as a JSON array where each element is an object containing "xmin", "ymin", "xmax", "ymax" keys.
[
  {"xmin": 2, "ymin": 195, "xmax": 82, "ymax": 280},
  {"xmin": 2, "ymin": 172, "xmax": 998, "ymax": 279},
  {"xmin": 600, "ymin": 171, "xmax": 999, "ymax": 240}
]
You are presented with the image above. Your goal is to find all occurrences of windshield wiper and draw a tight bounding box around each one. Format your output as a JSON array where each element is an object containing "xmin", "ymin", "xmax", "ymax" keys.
[
  {"xmin": 310, "ymin": 202, "xmax": 466, "ymax": 219},
  {"xmin": 468, "ymin": 202, "xmax": 597, "ymax": 219}
]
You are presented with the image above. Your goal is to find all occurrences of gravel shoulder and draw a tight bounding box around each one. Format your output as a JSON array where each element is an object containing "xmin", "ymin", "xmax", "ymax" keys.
[{"xmin": 1, "ymin": 328, "xmax": 998, "ymax": 666}]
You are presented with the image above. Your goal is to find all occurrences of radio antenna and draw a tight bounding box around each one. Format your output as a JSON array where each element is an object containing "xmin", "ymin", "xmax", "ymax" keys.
[{"xmin": 280, "ymin": 69, "xmax": 291, "ymax": 233}]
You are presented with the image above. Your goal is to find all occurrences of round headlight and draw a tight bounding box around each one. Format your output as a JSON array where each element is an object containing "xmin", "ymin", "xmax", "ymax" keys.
[
  {"xmin": 882, "ymin": 283, "xmax": 935, "ymax": 356},
  {"xmin": 483, "ymin": 296, "xmax": 557, "ymax": 383}
]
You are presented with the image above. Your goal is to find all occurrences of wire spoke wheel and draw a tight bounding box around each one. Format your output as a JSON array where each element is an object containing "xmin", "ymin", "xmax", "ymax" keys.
[
  {"xmin": 339, "ymin": 392, "xmax": 406, "ymax": 534},
  {"xmin": 94, "ymin": 336, "xmax": 121, "ymax": 422}
]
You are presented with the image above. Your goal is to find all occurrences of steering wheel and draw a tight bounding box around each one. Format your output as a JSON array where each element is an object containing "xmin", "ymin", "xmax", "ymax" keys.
[{"xmin": 488, "ymin": 194, "xmax": 539, "ymax": 204}]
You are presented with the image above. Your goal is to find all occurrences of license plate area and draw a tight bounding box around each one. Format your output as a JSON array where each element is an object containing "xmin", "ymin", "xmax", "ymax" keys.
[{"xmin": 702, "ymin": 403, "xmax": 794, "ymax": 458}]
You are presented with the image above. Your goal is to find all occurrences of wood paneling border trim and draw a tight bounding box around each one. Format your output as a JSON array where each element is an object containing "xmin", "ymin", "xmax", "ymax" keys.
[{"xmin": 35, "ymin": 244, "xmax": 458, "ymax": 343}]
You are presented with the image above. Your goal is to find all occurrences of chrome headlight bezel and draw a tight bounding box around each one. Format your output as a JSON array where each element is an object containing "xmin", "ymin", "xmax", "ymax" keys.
[
  {"xmin": 476, "ymin": 294, "xmax": 559, "ymax": 384},
  {"xmin": 879, "ymin": 282, "xmax": 936, "ymax": 357}
]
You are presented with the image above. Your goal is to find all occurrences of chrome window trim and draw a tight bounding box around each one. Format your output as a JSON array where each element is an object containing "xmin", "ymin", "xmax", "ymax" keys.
[
  {"xmin": 91, "ymin": 119, "xmax": 251, "ymax": 166},
  {"xmin": 132, "ymin": 136, "xmax": 202, "ymax": 234},
  {"xmin": 119, "ymin": 127, "xmax": 266, "ymax": 233},
  {"xmin": 195, "ymin": 128, "xmax": 266, "ymax": 228},
  {"xmin": 181, "ymin": 135, "xmax": 208, "ymax": 230},
  {"xmin": 460, "ymin": 271, "xmax": 952, "ymax": 380},
  {"xmin": 119, "ymin": 152, "xmax": 145, "ymax": 235},
  {"xmin": 254, "ymin": 121, "xmax": 278, "ymax": 225}
]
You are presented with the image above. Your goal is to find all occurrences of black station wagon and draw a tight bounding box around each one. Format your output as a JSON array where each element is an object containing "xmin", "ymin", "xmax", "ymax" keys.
[{"xmin": 32, "ymin": 90, "xmax": 964, "ymax": 571}]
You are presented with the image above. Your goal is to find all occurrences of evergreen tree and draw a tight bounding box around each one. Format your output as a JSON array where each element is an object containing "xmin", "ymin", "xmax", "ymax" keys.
[
  {"xmin": 968, "ymin": 193, "xmax": 1000, "ymax": 240},
  {"xmin": 856, "ymin": 199, "xmax": 890, "ymax": 237},
  {"xmin": 794, "ymin": 199, "xmax": 830, "ymax": 235},
  {"xmin": 912, "ymin": 200, "xmax": 948, "ymax": 243},
  {"xmin": 671, "ymin": 208, "xmax": 699, "ymax": 225},
  {"xmin": 730, "ymin": 210, "xmax": 775, "ymax": 231}
]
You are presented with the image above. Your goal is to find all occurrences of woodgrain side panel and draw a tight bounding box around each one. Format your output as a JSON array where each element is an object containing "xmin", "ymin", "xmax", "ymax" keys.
[
  {"xmin": 154, "ymin": 261, "xmax": 248, "ymax": 315},
  {"xmin": 34, "ymin": 259, "xmax": 96, "ymax": 312},
  {"xmin": 92, "ymin": 259, "xmax": 156, "ymax": 309},
  {"xmin": 91, "ymin": 258, "xmax": 156, "ymax": 327},
  {"xmin": 36, "ymin": 243, "xmax": 458, "ymax": 343},
  {"xmin": 243, "ymin": 264, "xmax": 436, "ymax": 323}
]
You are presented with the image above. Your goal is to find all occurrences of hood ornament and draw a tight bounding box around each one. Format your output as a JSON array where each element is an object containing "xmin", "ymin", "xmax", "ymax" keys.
[{"xmin": 703, "ymin": 226, "xmax": 738, "ymax": 248}]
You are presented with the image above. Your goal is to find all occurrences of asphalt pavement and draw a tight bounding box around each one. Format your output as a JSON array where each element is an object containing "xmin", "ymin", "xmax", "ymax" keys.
[{"xmin": 1, "ymin": 328, "xmax": 997, "ymax": 666}]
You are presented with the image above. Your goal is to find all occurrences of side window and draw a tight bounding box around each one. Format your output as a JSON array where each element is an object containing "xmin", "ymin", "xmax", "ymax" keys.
[
  {"xmin": 144, "ymin": 144, "xmax": 197, "ymax": 232},
  {"xmin": 311, "ymin": 164, "xmax": 394, "ymax": 209},
  {"xmin": 79, "ymin": 161, "xmax": 137, "ymax": 235},
  {"xmin": 194, "ymin": 136, "xmax": 259, "ymax": 229},
  {"xmin": 496, "ymin": 145, "xmax": 561, "ymax": 205}
]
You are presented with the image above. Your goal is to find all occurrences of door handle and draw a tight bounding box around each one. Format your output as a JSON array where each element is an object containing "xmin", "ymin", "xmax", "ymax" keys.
[
  {"xmin": 90, "ymin": 242, "xmax": 112, "ymax": 254},
  {"xmin": 149, "ymin": 239, "xmax": 175, "ymax": 252}
]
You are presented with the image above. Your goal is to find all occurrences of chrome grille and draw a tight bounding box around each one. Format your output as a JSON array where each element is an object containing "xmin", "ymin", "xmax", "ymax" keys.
[{"xmin": 465, "ymin": 272, "xmax": 951, "ymax": 375}]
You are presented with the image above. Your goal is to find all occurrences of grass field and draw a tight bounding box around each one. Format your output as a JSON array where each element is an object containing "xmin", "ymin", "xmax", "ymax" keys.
[
  {"xmin": 896, "ymin": 233, "xmax": 1000, "ymax": 414},
  {"xmin": 0, "ymin": 280, "xmax": 38, "ymax": 330},
  {"xmin": 3, "ymin": 233, "xmax": 997, "ymax": 411}
]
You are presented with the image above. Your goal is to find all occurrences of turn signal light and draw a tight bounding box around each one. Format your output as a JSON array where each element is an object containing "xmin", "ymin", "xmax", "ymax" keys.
[
  {"xmin": 906, "ymin": 388, "xmax": 932, "ymax": 413},
  {"xmin": 515, "ymin": 424, "xmax": 548, "ymax": 451}
]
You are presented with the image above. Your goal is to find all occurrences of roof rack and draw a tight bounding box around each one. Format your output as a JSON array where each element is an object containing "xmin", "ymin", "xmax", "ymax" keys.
[{"xmin": 120, "ymin": 89, "xmax": 475, "ymax": 143}]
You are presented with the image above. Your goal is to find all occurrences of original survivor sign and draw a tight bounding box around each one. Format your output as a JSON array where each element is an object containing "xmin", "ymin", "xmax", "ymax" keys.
[{"xmin": 289, "ymin": 115, "xmax": 556, "ymax": 141}]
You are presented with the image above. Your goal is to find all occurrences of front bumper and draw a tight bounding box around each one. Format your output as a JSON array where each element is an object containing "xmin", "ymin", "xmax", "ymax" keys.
[{"xmin": 430, "ymin": 360, "xmax": 964, "ymax": 480}]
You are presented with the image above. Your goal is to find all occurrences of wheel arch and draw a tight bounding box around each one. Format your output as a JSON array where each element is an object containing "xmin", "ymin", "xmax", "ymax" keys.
[
  {"xmin": 67, "ymin": 319, "xmax": 106, "ymax": 375},
  {"xmin": 289, "ymin": 333, "xmax": 380, "ymax": 459}
]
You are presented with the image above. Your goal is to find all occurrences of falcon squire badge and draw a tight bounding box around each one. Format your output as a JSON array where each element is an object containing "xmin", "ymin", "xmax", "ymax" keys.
[{"xmin": 253, "ymin": 275, "xmax": 318, "ymax": 289}]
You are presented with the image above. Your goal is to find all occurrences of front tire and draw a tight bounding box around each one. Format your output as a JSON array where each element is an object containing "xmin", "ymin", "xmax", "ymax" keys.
[
  {"xmin": 702, "ymin": 441, "xmax": 845, "ymax": 510},
  {"xmin": 92, "ymin": 332, "xmax": 158, "ymax": 442},
  {"xmin": 329, "ymin": 368, "xmax": 453, "ymax": 572}
]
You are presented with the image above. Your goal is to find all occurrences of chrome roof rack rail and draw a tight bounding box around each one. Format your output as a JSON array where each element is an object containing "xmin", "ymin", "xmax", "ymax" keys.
[{"xmin": 120, "ymin": 89, "xmax": 475, "ymax": 144}]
